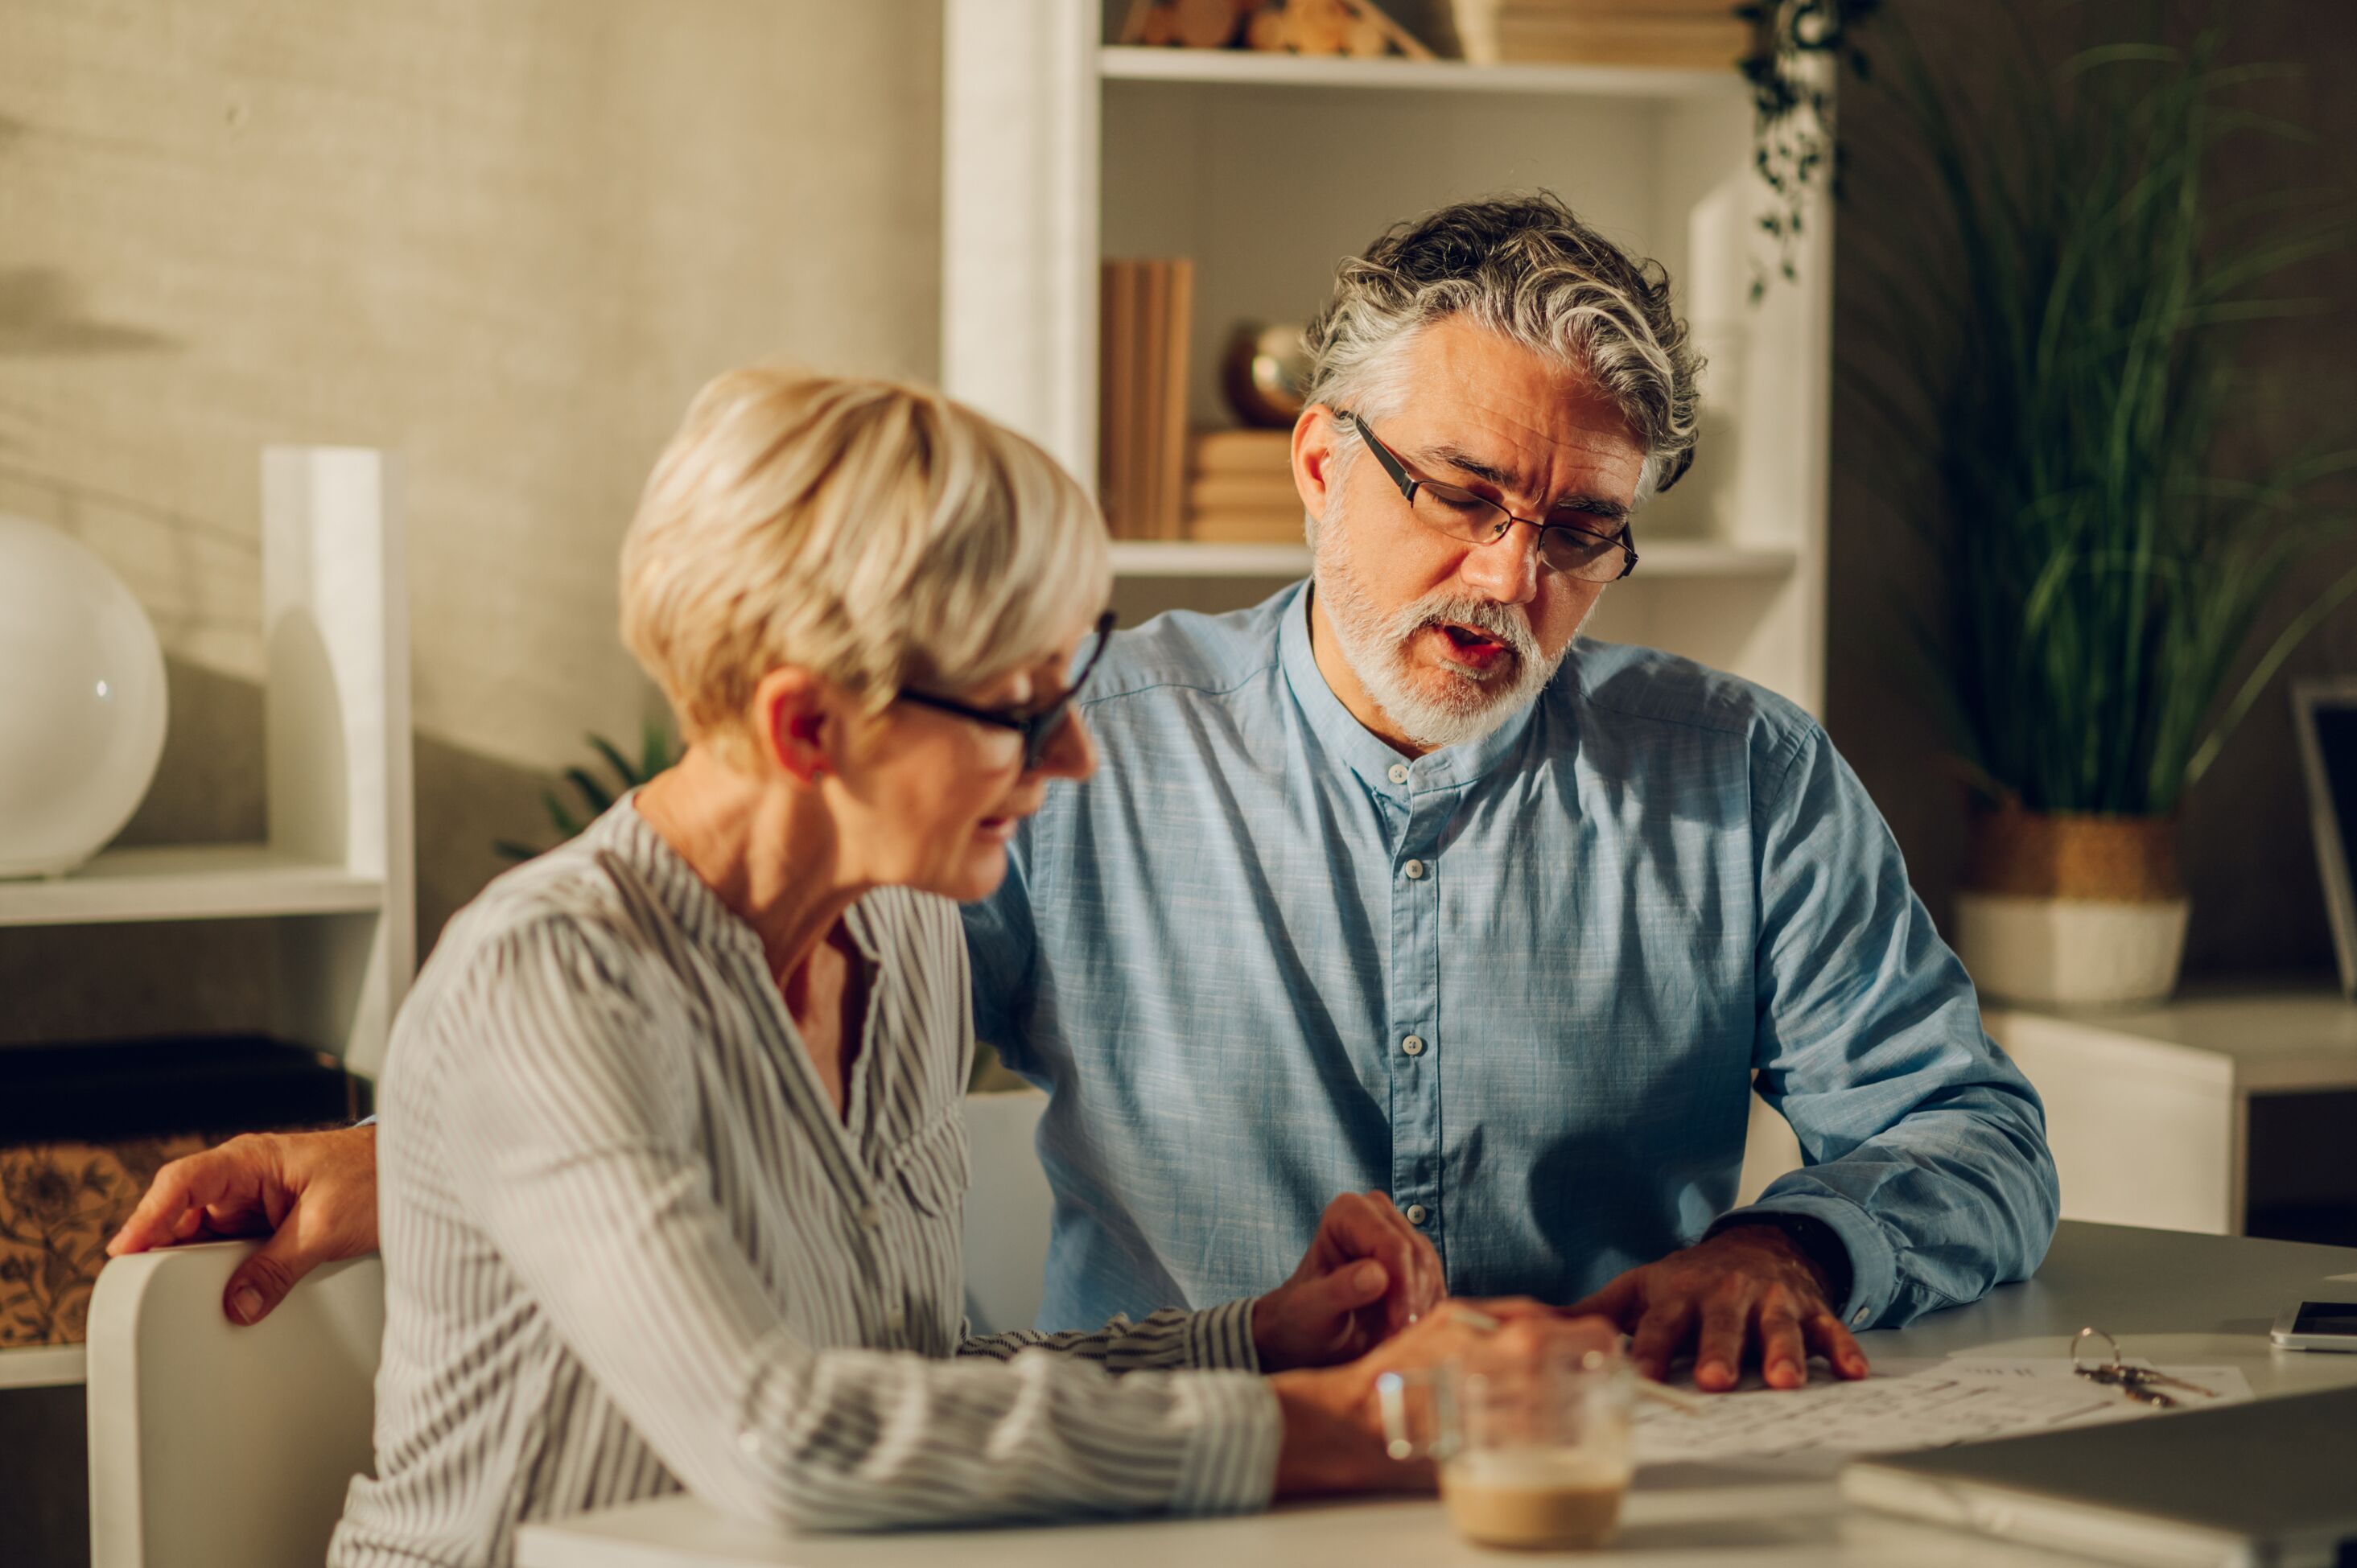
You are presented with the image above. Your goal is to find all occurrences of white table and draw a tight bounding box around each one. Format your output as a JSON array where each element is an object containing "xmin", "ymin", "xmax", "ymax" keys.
[{"xmin": 517, "ymin": 1223, "xmax": 2357, "ymax": 1568}]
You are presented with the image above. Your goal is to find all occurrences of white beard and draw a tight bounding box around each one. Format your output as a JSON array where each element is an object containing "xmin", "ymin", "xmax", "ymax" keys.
[{"xmin": 1310, "ymin": 497, "xmax": 1584, "ymax": 752}]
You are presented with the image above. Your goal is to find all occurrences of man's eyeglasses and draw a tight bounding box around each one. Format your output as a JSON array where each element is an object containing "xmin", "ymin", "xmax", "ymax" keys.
[
  {"xmin": 894, "ymin": 610, "xmax": 1117, "ymax": 772},
  {"xmin": 1341, "ymin": 412, "xmax": 1639, "ymax": 583}
]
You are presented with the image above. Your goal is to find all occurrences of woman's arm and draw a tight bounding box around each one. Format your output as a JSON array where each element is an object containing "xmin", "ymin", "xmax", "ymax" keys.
[
  {"xmin": 432, "ymin": 919, "xmax": 1280, "ymax": 1533},
  {"xmin": 958, "ymin": 1300, "xmax": 1259, "ymax": 1373}
]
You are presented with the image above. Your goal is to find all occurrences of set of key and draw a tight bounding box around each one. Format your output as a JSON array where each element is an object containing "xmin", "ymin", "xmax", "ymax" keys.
[{"xmin": 2070, "ymin": 1326, "xmax": 2219, "ymax": 1409}]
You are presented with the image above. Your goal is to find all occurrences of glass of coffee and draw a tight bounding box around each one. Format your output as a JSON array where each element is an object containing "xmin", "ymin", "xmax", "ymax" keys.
[{"xmin": 1378, "ymin": 1339, "xmax": 1635, "ymax": 1550}]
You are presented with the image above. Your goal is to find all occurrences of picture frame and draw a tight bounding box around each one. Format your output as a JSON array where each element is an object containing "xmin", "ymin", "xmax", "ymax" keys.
[{"xmin": 2290, "ymin": 677, "xmax": 2357, "ymax": 998}]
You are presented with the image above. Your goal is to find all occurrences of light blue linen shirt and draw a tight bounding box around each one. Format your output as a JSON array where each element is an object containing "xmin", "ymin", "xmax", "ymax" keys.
[{"xmin": 964, "ymin": 582, "xmax": 2058, "ymax": 1335}]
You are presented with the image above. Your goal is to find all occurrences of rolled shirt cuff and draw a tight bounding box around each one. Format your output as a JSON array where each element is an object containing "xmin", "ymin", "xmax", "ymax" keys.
[
  {"xmin": 1165, "ymin": 1373, "xmax": 1282, "ymax": 1517},
  {"xmin": 1181, "ymin": 1296, "xmax": 1263, "ymax": 1374},
  {"xmin": 1707, "ymin": 1189, "xmax": 1898, "ymax": 1331}
]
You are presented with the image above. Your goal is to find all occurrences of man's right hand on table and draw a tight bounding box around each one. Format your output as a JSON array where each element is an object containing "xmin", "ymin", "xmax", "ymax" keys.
[{"xmin": 108, "ymin": 1125, "xmax": 381, "ymax": 1325}]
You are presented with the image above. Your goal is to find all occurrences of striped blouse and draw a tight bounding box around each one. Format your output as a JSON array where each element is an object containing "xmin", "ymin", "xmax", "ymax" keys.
[{"xmin": 328, "ymin": 800, "xmax": 1280, "ymax": 1568}]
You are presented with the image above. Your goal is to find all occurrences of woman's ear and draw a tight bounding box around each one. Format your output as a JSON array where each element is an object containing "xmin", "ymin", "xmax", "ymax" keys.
[{"xmin": 752, "ymin": 666, "xmax": 832, "ymax": 786}]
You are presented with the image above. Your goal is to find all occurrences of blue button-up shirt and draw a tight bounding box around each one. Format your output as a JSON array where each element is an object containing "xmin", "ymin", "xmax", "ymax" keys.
[{"xmin": 965, "ymin": 582, "xmax": 2058, "ymax": 1335}]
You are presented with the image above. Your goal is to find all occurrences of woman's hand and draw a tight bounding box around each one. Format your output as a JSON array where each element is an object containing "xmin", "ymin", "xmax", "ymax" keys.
[
  {"xmin": 1251, "ymin": 1191, "xmax": 1444, "ymax": 1372},
  {"xmin": 108, "ymin": 1125, "xmax": 381, "ymax": 1324},
  {"xmin": 1267, "ymin": 1300, "xmax": 1620, "ymax": 1496}
]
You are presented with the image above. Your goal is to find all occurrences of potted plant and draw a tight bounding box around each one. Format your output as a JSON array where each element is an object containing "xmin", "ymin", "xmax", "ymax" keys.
[{"xmin": 1848, "ymin": 3, "xmax": 2357, "ymax": 1006}]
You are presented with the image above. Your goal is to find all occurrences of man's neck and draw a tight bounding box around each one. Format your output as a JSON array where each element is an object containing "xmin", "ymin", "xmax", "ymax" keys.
[{"xmin": 1304, "ymin": 586, "xmax": 1427, "ymax": 759}]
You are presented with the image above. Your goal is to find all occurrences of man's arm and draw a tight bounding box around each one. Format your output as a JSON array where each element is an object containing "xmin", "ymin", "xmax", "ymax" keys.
[
  {"xmin": 1729, "ymin": 719, "xmax": 2060, "ymax": 1329},
  {"xmin": 109, "ymin": 1124, "xmax": 380, "ymax": 1324},
  {"xmin": 1571, "ymin": 718, "xmax": 2058, "ymax": 1389}
]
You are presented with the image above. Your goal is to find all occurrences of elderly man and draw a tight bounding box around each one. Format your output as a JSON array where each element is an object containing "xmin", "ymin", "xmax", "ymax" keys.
[{"xmin": 115, "ymin": 193, "xmax": 2057, "ymax": 1395}]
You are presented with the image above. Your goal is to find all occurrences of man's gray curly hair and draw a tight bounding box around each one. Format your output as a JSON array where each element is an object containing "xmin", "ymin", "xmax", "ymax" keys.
[{"xmin": 1304, "ymin": 192, "xmax": 1700, "ymax": 505}]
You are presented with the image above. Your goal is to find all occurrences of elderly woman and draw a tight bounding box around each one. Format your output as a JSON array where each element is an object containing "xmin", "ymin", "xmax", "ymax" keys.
[{"xmin": 317, "ymin": 370, "xmax": 1605, "ymax": 1566}]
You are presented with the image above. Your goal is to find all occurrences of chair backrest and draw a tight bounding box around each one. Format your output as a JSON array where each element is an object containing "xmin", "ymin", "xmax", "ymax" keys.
[
  {"xmin": 85, "ymin": 1241, "xmax": 384, "ymax": 1568},
  {"xmin": 960, "ymin": 1088, "xmax": 1053, "ymax": 1335}
]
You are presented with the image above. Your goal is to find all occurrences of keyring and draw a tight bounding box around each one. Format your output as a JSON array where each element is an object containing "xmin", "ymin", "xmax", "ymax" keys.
[{"xmin": 2071, "ymin": 1325, "xmax": 2122, "ymax": 1379}]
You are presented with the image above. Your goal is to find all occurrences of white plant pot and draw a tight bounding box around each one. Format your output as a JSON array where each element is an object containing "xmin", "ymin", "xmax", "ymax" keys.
[
  {"xmin": 0, "ymin": 516, "xmax": 170, "ymax": 879},
  {"xmin": 1954, "ymin": 891, "xmax": 2190, "ymax": 1009}
]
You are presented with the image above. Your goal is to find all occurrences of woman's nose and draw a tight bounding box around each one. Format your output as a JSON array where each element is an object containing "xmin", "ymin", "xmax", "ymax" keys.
[{"xmin": 1033, "ymin": 707, "xmax": 1097, "ymax": 784}]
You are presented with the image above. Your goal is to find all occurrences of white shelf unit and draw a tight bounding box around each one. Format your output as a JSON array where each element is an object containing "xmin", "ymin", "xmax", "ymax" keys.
[
  {"xmin": 0, "ymin": 447, "xmax": 414, "ymax": 1076},
  {"xmin": 942, "ymin": 2, "xmax": 1833, "ymax": 713},
  {"xmin": 1097, "ymin": 43, "xmax": 1742, "ymax": 97}
]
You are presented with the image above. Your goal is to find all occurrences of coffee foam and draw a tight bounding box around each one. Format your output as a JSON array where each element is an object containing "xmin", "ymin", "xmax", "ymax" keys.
[{"xmin": 1444, "ymin": 1447, "xmax": 1632, "ymax": 1491}]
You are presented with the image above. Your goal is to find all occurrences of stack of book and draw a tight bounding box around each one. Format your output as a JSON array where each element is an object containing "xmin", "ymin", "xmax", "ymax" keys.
[
  {"xmin": 1183, "ymin": 428, "xmax": 1304, "ymax": 543},
  {"xmin": 1453, "ymin": 0, "xmax": 1756, "ymax": 69},
  {"xmin": 1098, "ymin": 257, "xmax": 1195, "ymax": 540}
]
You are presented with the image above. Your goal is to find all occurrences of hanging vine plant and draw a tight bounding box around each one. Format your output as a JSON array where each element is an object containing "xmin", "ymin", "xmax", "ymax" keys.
[{"xmin": 1735, "ymin": 0, "xmax": 1885, "ymax": 298}]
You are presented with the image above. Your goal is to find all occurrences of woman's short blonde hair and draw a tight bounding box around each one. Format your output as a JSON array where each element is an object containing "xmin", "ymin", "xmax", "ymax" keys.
[{"xmin": 620, "ymin": 368, "xmax": 1111, "ymax": 765}]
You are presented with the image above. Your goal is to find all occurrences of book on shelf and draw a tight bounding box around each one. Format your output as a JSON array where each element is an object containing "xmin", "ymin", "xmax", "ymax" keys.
[
  {"xmin": 1098, "ymin": 257, "xmax": 1195, "ymax": 539},
  {"xmin": 1455, "ymin": 0, "xmax": 1757, "ymax": 68},
  {"xmin": 1189, "ymin": 427, "xmax": 1295, "ymax": 474},
  {"xmin": 1182, "ymin": 426, "xmax": 1305, "ymax": 545}
]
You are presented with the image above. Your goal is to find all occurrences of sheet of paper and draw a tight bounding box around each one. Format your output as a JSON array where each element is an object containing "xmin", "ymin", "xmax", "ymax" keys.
[{"xmin": 1634, "ymin": 1357, "xmax": 2254, "ymax": 1468}]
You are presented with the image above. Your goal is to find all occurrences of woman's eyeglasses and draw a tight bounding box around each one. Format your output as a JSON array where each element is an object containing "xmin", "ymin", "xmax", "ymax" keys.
[
  {"xmin": 1341, "ymin": 411, "xmax": 1639, "ymax": 583},
  {"xmin": 894, "ymin": 610, "xmax": 1118, "ymax": 772}
]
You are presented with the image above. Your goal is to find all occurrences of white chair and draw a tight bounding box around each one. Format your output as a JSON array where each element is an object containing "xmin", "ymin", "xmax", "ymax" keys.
[
  {"xmin": 85, "ymin": 1242, "xmax": 384, "ymax": 1568},
  {"xmin": 959, "ymin": 1088, "xmax": 1054, "ymax": 1335}
]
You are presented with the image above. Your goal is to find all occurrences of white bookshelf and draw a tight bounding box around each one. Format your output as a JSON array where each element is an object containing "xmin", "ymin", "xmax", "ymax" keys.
[
  {"xmin": 0, "ymin": 447, "xmax": 414, "ymax": 1075},
  {"xmin": 1097, "ymin": 43, "xmax": 1742, "ymax": 98},
  {"xmin": 942, "ymin": 2, "xmax": 1833, "ymax": 714}
]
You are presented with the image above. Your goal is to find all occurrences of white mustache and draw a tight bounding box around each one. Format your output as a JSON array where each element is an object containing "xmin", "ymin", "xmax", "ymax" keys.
[{"xmin": 1382, "ymin": 595, "xmax": 1539, "ymax": 663}]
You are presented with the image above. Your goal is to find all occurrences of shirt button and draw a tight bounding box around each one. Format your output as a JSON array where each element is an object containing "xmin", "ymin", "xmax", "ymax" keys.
[
  {"xmin": 1403, "ymin": 858, "xmax": 1425, "ymax": 880},
  {"xmin": 1404, "ymin": 1204, "xmax": 1429, "ymax": 1226},
  {"xmin": 1401, "ymin": 1035, "xmax": 1425, "ymax": 1057},
  {"xmin": 1388, "ymin": 763, "xmax": 1409, "ymax": 784},
  {"xmin": 1852, "ymin": 1307, "xmax": 1869, "ymax": 1327}
]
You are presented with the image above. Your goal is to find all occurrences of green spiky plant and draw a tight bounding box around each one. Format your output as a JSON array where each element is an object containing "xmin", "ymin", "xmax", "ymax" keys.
[
  {"xmin": 496, "ymin": 722, "xmax": 682, "ymax": 862},
  {"xmin": 1847, "ymin": 2, "xmax": 2357, "ymax": 821}
]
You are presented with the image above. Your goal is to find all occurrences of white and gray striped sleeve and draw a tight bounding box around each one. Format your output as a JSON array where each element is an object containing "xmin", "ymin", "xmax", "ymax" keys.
[
  {"xmin": 958, "ymin": 1300, "xmax": 1261, "ymax": 1373},
  {"xmin": 433, "ymin": 918, "xmax": 1282, "ymax": 1533}
]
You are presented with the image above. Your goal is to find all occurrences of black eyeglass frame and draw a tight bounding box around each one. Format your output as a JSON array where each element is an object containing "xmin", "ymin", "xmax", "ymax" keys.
[
  {"xmin": 894, "ymin": 609, "xmax": 1118, "ymax": 772},
  {"xmin": 1341, "ymin": 411, "xmax": 1640, "ymax": 582}
]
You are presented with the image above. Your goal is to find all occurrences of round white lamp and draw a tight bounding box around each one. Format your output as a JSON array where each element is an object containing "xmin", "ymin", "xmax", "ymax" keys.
[{"xmin": 0, "ymin": 515, "xmax": 170, "ymax": 879}]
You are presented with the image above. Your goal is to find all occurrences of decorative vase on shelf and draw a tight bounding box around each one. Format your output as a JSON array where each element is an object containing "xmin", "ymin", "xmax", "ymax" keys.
[
  {"xmin": 0, "ymin": 516, "xmax": 170, "ymax": 879},
  {"xmin": 1952, "ymin": 809, "xmax": 2189, "ymax": 1009}
]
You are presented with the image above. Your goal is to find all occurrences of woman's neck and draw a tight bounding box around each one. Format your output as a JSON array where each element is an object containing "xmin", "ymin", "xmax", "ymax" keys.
[{"xmin": 632, "ymin": 747, "xmax": 867, "ymax": 1007}]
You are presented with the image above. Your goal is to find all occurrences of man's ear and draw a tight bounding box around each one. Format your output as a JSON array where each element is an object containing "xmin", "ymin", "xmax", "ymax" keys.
[
  {"xmin": 752, "ymin": 666, "xmax": 832, "ymax": 787},
  {"xmin": 1292, "ymin": 405, "xmax": 1345, "ymax": 525}
]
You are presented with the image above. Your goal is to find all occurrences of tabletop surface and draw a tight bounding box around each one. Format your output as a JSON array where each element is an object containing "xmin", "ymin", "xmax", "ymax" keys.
[{"xmin": 516, "ymin": 1222, "xmax": 2357, "ymax": 1568}]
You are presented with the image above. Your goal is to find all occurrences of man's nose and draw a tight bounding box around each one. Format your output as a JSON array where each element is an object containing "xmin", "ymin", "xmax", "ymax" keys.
[{"xmin": 1456, "ymin": 521, "xmax": 1542, "ymax": 607}]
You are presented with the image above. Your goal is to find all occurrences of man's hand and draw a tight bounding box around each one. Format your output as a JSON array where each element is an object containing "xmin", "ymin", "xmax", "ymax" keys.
[
  {"xmin": 1568, "ymin": 1225, "xmax": 1869, "ymax": 1392},
  {"xmin": 1251, "ymin": 1191, "xmax": 1444, "ymax": 1372},
  {"xmin": 1268, "ymin": 1299, "xmax": 1618, "ymax": 1496},
  {"xmin": 107, "ymin": 1126, "xmax": 381, "ymax": 1325}
]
